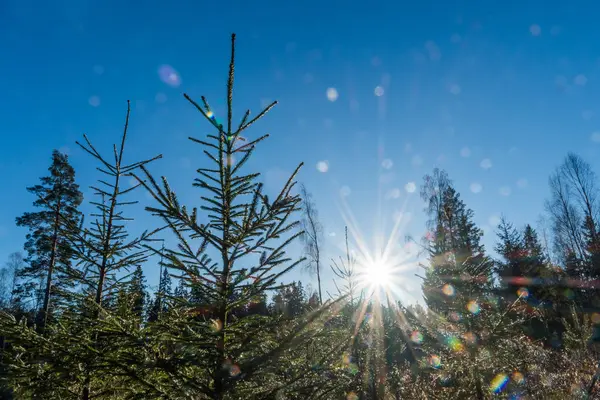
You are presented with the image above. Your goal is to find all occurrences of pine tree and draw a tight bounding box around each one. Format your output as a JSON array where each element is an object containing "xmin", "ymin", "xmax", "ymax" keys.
[
  {"xmin": 495, "ymin": 218, "xmax": 562, "ymax": 344},
  {"xmin": 246, "ymin": 292, "xmax": 269, "ymax": 316},
  {"xmin": 15, "ymin": 150, "xmax": 83, "ymax": 330}
]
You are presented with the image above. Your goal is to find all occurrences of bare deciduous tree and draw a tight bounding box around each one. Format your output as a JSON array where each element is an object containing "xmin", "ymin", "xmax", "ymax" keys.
[
  {"xmin": 299, "ymin": 184, "xmax": 323, "ymax": 304},
  {"xmin": 546, "ymin": 153, "xmax": 599, "ymax": 263},
  {"xmin": 562, "ymin": 153, "xmax": 599, "ymax": 225},
  {"xmin": 536, "ymin": 215, "xmax": 554, "ymax": 265},
  {"xmin": 4, "ymin": 252, "xmax": 24, "ymax": 308}
]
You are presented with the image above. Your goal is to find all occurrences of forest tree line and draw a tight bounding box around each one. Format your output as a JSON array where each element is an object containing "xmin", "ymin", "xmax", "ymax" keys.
[{"xmin": 1, "ymin": 34, "xmax": 600, "ymax": 399}]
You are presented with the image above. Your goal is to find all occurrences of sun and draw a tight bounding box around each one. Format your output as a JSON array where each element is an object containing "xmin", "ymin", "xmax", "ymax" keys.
[{"xmin": 365, "ymin": 260, "xmax": 392, "ymax": 288}]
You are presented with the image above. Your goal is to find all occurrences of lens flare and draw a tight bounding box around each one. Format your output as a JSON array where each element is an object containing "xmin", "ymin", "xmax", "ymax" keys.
[
  {"xmin": 429, "ymin": 355, "xmax": 441, "ymax": 369},
  {"xmin": 512, "ymin": 371, "xmax": 525, "ymax": 384},
  {"xmin": 442, "ymin": 284, "xmax": 455, "ymax": 296},
  {"xmin": 446, "ymin": 335, "xmax": 464, "ymax": 352},
  {"xmin": 467, "ymin": 300, "xmax": 480, "ymax": 315},
  {"xmin": 342, "ymin": 353, "xmax": 351, "ymax": 365},
  {"xmin": 158, "ymin": 65, "xmax": 181, "ymax": 87},
  {"xmin": 365, "ymin": 261, "xmax": 392, "ymax": 287},
  {"xmin": 490, "ymin": 373, "xmax": 509, "ymax": 394},
  {"xmin": 230, "ymin": 364, "xmax": 241, "ymax": 376},
  {"xmin": 449, "ymin": 311, "xmax": 462, "ymax": 322},
  {"xmin": 462, "ymin": 332, "xmax": 477, "ymax": 345},
  {"xmin": 410, "ymin": 330, "xmax": 424, "ymax": 344}
]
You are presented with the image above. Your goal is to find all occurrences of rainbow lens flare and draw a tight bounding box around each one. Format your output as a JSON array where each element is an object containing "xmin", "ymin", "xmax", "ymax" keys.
[
  {"xmin": 490, "ymin": 373, "xmax": 509, "ymax": 394},
  {"xmin": 467, "ymin": 300, "xmax": 480, "ymax": 315},
  {"xmin": 410, "ymin": 330, "xmax": 424, "ymax": 344},
  {"xmin": 442, "ymin": 284, "xmax": 455, "ymax": 296},
  {"xmin": 429, "ymin": 355, "xmax": 441, "ymax": 369}
]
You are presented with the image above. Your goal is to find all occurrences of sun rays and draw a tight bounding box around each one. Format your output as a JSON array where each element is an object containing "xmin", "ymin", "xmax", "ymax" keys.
[
  {"xmin": 335, "ymin": 190, "xmax": 422, "ymax": 304},
  {"xmin": 362, "ymin": 259, "xmax": 392, "ymax": 288}
]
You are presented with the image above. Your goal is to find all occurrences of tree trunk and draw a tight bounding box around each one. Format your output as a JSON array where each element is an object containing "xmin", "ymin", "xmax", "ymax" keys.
[
  {"xmin": 588, "ymin": 356, "xmax": 600, "ymax": 396},
  {"xmin": 316, "ymin": 257, "xmax": 322, "ymax": 305},
  {"xmin": 82, "ymin": 382, "xmax": 90, "ymax": 400},
  {"xmin": 474, "ymin": 373, "xmax": 484, "ymax": 400},
  {"xmin": 41, "ymin": 200, "xmax": 61, "ymax": 332},
  {"xmin": 82, "ymin": 158, "xmax": 121, "ymax": 400},
  {"xmin": 0, "ymin": 335, "xmax": 5, "ymax": 363}
]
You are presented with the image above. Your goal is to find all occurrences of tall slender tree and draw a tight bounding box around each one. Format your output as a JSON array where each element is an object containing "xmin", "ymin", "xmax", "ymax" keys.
[
  {"xmin": 69, "ymin": 102, "xmax": 161, "ymax": 399},
  {"xmin": 300, "ymin": 183, "xmax": 324, "ymax": 304},
  {"xmin": 15, "ymin": 150, "xmax": 83, "ymax": 330}
]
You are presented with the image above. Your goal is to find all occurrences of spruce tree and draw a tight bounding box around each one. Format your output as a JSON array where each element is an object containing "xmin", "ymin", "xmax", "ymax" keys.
[
  {"xmin": 130, "ymin": 265, "xmax": 148, "ymax": 323},
  {"xmin": 0, "ymin": 101, "xmax": 162, "ymax": 399},
  {"xmin": 68, "ymin": 102, "xmax": 161, "ymax": 399},
  {"xmin": 173, "ymin": 278, "xmax": 188, "ymax": 300},
  {"xmin": 419, "ymin": 169, "xmax": 529, "ymax": 399},
  {"xmin": 148, "ymin": 267, "xmax": 172, "ymax": 322},
  {"xmin": 127, "ymin": 34, "xmax": 343, "ymax": 398},
  {"xmin": 331, "ymin": 226, "xmax": 357, "ymax": 305},
  {"xmin": 420, "ymin": 170, "xmax": 491, "ymax": 317},
  {"xmin": 495, "ymin": 218, "xmax": 562, "ymax": 344},
  {"xmin": 271, "ymin": 282, "xmax": 307, "ymax": 319},
  {"xmin": 15, "ymin": 150, "xmax": 83, "ymax": 329},
  {"xmin": 495, "ymin": 216, "xmax": 525, "ymax": 300}
]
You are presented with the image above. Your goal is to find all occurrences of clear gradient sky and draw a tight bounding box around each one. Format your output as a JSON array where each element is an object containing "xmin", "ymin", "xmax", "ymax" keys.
[{"xmin": 2, "ymin": 0, "xmax": 600, "ymax": 303}]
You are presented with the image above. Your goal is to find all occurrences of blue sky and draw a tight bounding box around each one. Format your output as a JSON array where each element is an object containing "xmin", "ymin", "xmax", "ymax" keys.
[{"xmin": 2, "ymin": 0, "xmax": 600, "ymax": 303}]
